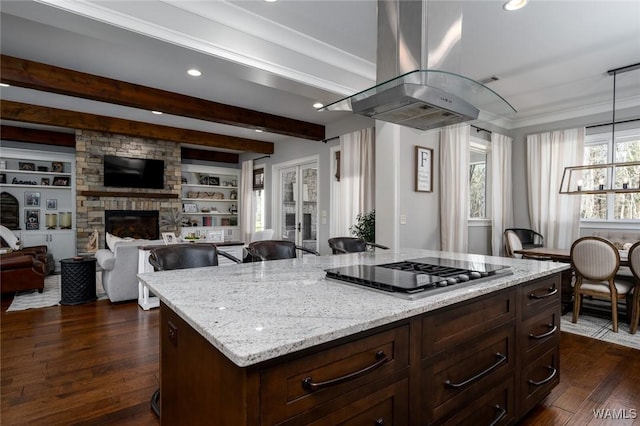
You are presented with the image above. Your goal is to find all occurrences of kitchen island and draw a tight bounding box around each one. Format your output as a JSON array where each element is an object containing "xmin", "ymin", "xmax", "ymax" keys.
[{"xmin": 138, "ymin": 248, "xmax": 569, "ymax": 425}]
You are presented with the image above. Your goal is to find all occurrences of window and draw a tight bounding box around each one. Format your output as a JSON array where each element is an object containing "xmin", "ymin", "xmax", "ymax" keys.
[
  {"xmin": 469, "ymin": 139, "xmax": 490, "ymax": 219},
  {"xmin": 253, "ymin": 189, "xmax": 265, "ymax": 232},
  {"xmin": 581, "ymin": 127, "xmax": 640, "ymax": 221}
]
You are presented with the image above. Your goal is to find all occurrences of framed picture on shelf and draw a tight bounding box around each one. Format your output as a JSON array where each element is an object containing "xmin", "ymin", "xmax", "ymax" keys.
[
  {"xmin": 25, "ymin": 191, "xmax": 41, "ymax": 207},
  {"xmin": 183, "ymin": 203, "xmax": 198, "ymax": 213},
  {"xmin": 19, "ymin": 162, "xmax": 35, "ymax": 171},
  {"xmin": 25, "ymin": 209, "xmax": 40, "ymax": 229},
  {"xmin": 220, "ymin": 218, "xmax": 231, "ymax": 226},
  {"xmin": 46, "ymin": 199, "xmax": 57, "ymax": 210},
  {"xmin": 208, "ymin": 176, "xmax": 220, "ymax": 186},
  {"xmin": 52, "ymin": 176, "xmax": 70, "ymax": 186},
  {"xmin": 206, "ymin": 230, "xmax": 224, "ymax": 243},
  {"xmin": 37, "ymin": 166, "xmax": 49, "ymax": 172},
  {"xmin": 41, "ymin": 178, "xmax": 50, "ymax": 186},
  {"xmin": 162, "ymin": 232, "xmax": 176, "ymax": 245},
  {"xmin": 0, "ymin": 173, "xmax": 5, "ymax": 184},
  {"xmin": 51, "ymin": 162, "xmax": 64, "ymax": 173}
]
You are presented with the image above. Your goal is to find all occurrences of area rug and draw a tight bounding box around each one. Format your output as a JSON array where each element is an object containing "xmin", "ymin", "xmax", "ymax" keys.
[
  {"xmin": 561, "ymin": 312, "xmax": 639, "ymax": 350},
  {"xmin": 6, "ymin": 273, "xmax": 107, "ymax": 312}
]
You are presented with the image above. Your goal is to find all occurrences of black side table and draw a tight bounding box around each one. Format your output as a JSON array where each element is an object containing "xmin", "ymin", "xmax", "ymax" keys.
[{"xmin": 60, "ymin": 257, "xmax": 97, "ymax": 305}]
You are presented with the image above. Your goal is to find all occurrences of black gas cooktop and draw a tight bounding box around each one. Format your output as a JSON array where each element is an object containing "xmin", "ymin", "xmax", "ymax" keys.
[{"xmin": 325, "ymin": 257, "xmax": 512, "ymax": 300}]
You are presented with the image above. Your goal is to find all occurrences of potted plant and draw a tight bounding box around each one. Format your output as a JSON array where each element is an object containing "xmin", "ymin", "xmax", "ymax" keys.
[{"xmin": 350, "ymin": 209, "xmax": 376, "ymax": 243}]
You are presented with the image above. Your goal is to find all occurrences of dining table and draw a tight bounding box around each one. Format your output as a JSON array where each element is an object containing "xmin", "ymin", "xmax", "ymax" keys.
[{"xmin": 514, "ymin": 247, "xmax": 631, "ymax": 317}]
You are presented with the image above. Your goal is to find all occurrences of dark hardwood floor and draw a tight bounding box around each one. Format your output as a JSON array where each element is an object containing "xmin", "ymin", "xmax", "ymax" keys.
[{"xmin": 1, "ymin": 296, "xmax": 638, "ymax": 425}]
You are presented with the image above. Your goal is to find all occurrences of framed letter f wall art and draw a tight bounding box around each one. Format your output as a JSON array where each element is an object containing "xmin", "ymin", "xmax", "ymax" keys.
[{"xmin": 415, "ymin": 146, "xmax": 433, "ymax": 192}]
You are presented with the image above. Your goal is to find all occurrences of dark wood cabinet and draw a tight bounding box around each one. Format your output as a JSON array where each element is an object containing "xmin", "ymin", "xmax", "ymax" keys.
[{"xmin": 159, "ymin": 273, "xmax": 561, "ymax": 425}]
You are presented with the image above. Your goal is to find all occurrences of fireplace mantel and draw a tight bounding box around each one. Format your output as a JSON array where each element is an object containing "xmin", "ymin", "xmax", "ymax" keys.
[{"xmin": 79, "ymin": 191, "xmax": 179, "ymax": 199}]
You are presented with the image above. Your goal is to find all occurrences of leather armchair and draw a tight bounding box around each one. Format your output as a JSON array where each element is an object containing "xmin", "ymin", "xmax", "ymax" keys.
[
  {"xmin": 148, "ymin": 243, "xmax": 242, "ymax": 271},
  {"xmin": 0, "ymin": 252, "xmax": 47, "ymax": 294},
  {"xmin": 328, "ymin": 237, "xmax": 389, "ymax": 254}
]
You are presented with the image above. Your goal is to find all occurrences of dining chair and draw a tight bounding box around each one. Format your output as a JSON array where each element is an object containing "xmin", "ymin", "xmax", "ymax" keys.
[
  {"xmin": 504, "ymin": 228, "xmax": 544, "ymax": 249},
  {"xmin": 327, "ymin": 237, "xmax": 389, "ymax": 254},
  {"xmin": 147, "ymin": 242, "xmax": 241, "ymax": 417},
  {"xmin": 627, "ymin": 241, "xmax": 640, "ymax": 334},
  {"xmin": 570, "ymin": 236, "xmax": 634, "ymax": 333},
  {"xmin": 246, "ymin": 240, "xmax": 319, "ymax": 261},
  {"xmin": 504, "ymin": 230, "xmax": 524, "ymax": 258}
]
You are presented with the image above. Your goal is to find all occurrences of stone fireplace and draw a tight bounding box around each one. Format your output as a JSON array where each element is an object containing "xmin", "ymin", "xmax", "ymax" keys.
[
  {"xmin": 105, "ymin": 210, "xmax": 159, "ymax": 240},
  {"xmin": 75, "ymin": 130, "xmax": 182, "ymax": 251}
]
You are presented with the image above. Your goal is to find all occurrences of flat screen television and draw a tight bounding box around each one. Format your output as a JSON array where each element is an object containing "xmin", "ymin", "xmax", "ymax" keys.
[{"xmin": 103, "ymin": 155, "xmax": 164, "ymax": 189}]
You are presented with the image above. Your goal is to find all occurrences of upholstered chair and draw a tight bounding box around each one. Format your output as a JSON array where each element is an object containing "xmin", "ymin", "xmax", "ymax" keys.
[
  {"xmin": 570, "ymin": 236, "xmax": 634, "ymax": 333},
  {"xmin": 246, "ymin": 240, "xmax": 319, "ymax": 261},
  {"xmin": 504, "ymin": 228, "xmax": 544, "ymax": 249},
  {"xmin": 627, "ymin": 241, "xmax": 640, "ymax": 335},
  {"xmin": 327, "ymin": 237, "xmax": 389, "ymax": 254}
]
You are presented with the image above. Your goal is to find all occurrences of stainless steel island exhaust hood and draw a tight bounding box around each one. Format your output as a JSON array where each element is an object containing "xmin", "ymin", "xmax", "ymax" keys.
[{"xmin": 321, "ymin": 1, "xmax": 516, "ymax": 131}]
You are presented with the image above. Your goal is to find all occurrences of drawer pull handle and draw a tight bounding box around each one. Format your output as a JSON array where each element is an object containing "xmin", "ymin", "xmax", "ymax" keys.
[
  {"xmin": 529, "ymin": 324, "xmax": 557, "ymax": 340},
  {"xmin": 375, "ymin": 419, "xmax": 384, "ymax": 425},
  {"xmin": 488, "ymin": 404, "xmax": 506, "ymax": 426},
  {"xmin": 529, "ymin": 286, "xmax": 557, "ymax": 299},
  {"xmin": 302, "ymin": 350, "xmax": 388, "ymax": 392},
  {"xmin": 445, "ymin": 352, "xmax": 507, "ymax": 389},
  {"xmin": 528, "ymin": 366, "xmax": 557, "ymax": 386}
]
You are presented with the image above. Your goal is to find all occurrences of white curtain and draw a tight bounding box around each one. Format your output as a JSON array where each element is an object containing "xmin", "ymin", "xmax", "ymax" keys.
[
  {"xmin": 526, "ymin": 128, "xmax": 584, "ymax": 249},
  {"xmin": 240, "ymin": 159, "xmax": 254, "ymax": 243},
  {"xmin": 490, "ymin": 132, "xmax": 514, "ymax": 256},
  {"xmin": 332, "ymin": 128, "xmax": 375, "ymax": 237},
  {"xmin": 440, "ymin": 125, "xmax": 470, "ymax": 252}
]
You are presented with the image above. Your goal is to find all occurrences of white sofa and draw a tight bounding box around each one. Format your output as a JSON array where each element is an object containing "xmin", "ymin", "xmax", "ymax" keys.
[{"xmin": 95, "ymin": 239, "xmax": 164, "ymax": 302}]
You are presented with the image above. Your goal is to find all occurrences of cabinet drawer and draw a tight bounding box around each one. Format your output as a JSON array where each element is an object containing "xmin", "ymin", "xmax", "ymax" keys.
[
  {"xmin": 518, "ymin": 307, "xmax": 560, "ymax": 362},
  {"xmin": 518, "ymin": 346, "xmax": 560, "ymax": 416},
  {"xmin": 519, "ymin": 274, "xmax": 560, "ymax": 321},
  {"xmin": 297, "ymin": 378, "xmax": 408, "ymax": 426},
  {"xmin": 425, "ymin": 325, "xmax": 515, "ymax": 423},
  {"xmin": 422, "ymin": 288, "xmax": 515, "ymax": 356},
  {"xmin": 260, "ymin": 325, "xmax": 409, "ymax": 424},
  {"xmin": 434, "ymin": 377, "xmax": 514, "ymax": 426}
]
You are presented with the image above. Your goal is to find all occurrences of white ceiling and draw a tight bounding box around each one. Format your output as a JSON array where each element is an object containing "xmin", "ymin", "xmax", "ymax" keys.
[{"xmin": 1, "ymin": 0, "xmax": 639, "ymax": 145}]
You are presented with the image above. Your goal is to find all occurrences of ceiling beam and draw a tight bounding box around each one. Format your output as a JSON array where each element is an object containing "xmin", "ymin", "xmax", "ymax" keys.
[
  {"xmin": 1, "ymin": 55, "xmax": 326, "ymax": 141},
  {"xmin": 0, "ymin": 125, "xmax": 75, "ymax": 147},
  {"xmin": 181, "ymin": 147, "xmax": 239, "ymax": 164},
  {"xmin": 1, "ymin": 101, "xmax": 274, "ymax": 154}
]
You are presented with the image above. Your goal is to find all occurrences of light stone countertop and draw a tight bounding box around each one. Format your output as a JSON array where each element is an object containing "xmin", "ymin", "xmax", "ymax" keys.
[{"xmin": 138, "ymin": 249, "xmax": 569, "ymax": 367}]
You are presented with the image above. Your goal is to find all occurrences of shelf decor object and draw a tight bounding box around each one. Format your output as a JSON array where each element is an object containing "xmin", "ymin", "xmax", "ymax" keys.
[
  {"xmin": 560, "ymin": 62, "xmax": 640, "ymax": 195},
  {"xmin": 415, "ymin": 146, "xmax": 433, "ymax": 192}
]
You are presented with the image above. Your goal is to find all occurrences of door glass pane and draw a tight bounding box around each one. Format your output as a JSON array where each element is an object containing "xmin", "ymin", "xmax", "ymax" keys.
[
  {"xmin": 301, "ymin": 165, "xmax": 318, "ymax": 251},
  {"xmin": 281, "ymin": 167, "xmax": 297, "ymax": 242}
]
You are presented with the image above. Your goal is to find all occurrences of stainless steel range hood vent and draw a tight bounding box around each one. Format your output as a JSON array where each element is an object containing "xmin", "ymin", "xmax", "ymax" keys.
[{"xmin": 321, "ymin": 1, "xmax": 516, "ymax": 130}]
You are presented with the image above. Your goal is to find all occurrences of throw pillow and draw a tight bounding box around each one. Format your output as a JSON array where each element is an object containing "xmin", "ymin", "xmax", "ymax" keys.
[{"xmin": 106, "ymin": 232, "xmax": 123, "ymax": 251}]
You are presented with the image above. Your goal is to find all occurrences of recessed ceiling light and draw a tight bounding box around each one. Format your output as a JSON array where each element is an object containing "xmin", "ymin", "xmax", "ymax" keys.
[
  {"xmin": 255, "ymin": 129, "xmax": 263, "ymax": 133},
  {"xmin": 187, "ymin": 69, "xmax": 202, "ymax": 77},
  {"xmin": 264, "ymin": 0, "xmax": 277, "ymax": 3},
  {"xmin": 503, "ymin": 0, "xmax": 527, "ymax": 11},
  {"xmin": 313, "ymin": 102, "xmax": 324, "ymax": 109},
  {"xmin": 151, "ymin": 110, "xmax": 163, "ymax": 115},
  {"xmin": 0, "ymin": 83, "xmax": 10, "ymax": 87}
]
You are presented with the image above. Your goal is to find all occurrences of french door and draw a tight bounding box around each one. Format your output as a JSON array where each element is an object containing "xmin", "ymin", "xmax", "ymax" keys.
[{"xmin": 273, "ymin": 157, "xmax": 318, "ymax": 253}]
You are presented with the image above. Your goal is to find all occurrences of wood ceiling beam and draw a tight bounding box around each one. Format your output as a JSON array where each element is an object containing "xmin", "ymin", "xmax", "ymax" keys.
[
  {"xmin": 1, "ymin": 55, "xmax": 326, "ymax": 141},
  {"xmin": 0, "ymin": 125, "xmax": 75, "ymax": 147},
  {"xmin": 181, "ymin": 147, "xmax": 239, "ymax": 164},
  {"xmin": 1, "ymin": 101, "xmax": 274, "ymax": 155}
]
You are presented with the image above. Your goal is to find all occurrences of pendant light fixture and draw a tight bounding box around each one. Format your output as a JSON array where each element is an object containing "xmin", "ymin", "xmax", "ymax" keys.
[{"xmin": 559, "ymin": 62, "xmax": 640, "ymax": 194}]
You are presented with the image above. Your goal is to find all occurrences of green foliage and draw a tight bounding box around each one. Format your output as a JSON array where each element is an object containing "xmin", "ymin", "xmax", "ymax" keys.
[{"xmin": 350, "ymin": 210, "xmax": 376, "ymax": 243}]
